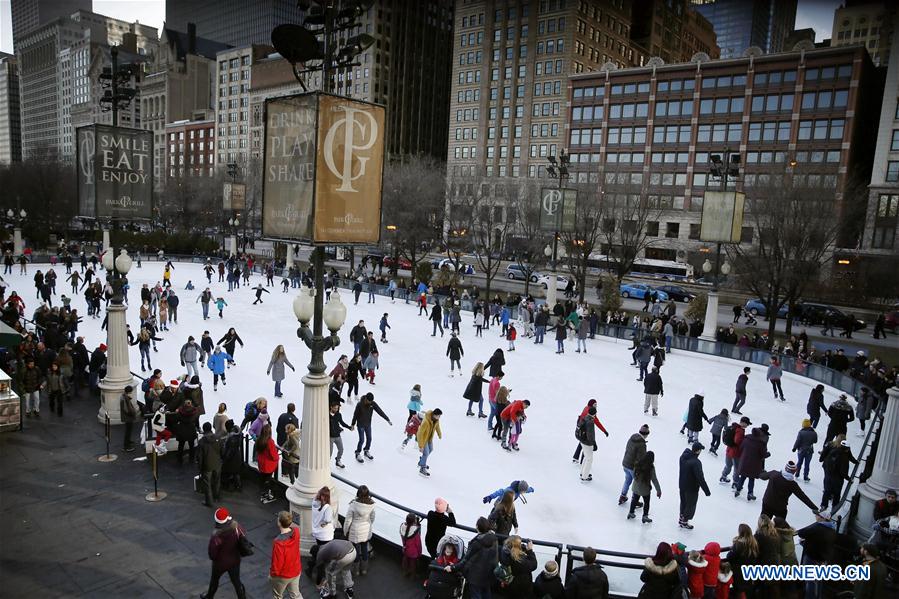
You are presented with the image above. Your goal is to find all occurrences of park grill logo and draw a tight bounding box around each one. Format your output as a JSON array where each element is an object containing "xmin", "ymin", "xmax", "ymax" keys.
[
  {"xmin": 262, "ymin": 92, "xmax": 385, "ymax": 244},
  {"xmin": 76, "ymin": 124, "xmax": 153, "ymax": 220}
]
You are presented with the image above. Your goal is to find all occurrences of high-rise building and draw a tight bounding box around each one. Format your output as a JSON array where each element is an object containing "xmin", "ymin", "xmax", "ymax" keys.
[
  {"xmin": 564, "ymin": 45, "xmax": 880, "ymax": 265},
  {"xmin": 164, "ymin": 0, "xmax": 308, "ymax": 47},
  {"xmin": 164, "ymin": 115, "xmax": 216, "ymax": 180},
  {"xmin": 690, "ymin": 0, "xmax": 798, "ymax": 59},
  {"xmin": 859, "ymin": 13, "xmax": 899, "ymax": 255},
  {"xmin": 0, "ymin": 53, "xmax": 22, "ymax": 164},
  {"xmin": 831, "ymin": 1, "xmax": 896, "ymax": 67},
  {"xmin": 10, "ymin": 0, "xmax": 91, "ymax": 51},
  {"xmin": 142, "ymin": 24, "xmax": 231, "ymax": 188},
  {"xmin": 16, "ymin": 9, "xmax": 157, "ymax": 160},
  {"xmin": 631, "ymin": 0, "xmax": 719, "ymax": 63}
]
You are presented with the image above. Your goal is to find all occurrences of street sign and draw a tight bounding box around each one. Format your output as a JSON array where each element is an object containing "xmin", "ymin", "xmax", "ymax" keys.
[
  {"xmin": 539, "ymin": 187, "xmax": 577, "ymax": 232},
  {"xmin": 76, "ymin": 124, "xmax": 153, "ymax": 220},
  {"xmin": 223, "ymin": 182, "xmax": 246, "ymax": 211}
]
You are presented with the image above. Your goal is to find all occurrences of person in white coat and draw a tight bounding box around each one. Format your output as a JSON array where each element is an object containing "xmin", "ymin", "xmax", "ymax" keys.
[
  {"xmin": 343, "ymin": 485, "xmax": 377, "ymax": 576},
  {"xmin": 312, "ymin": 486, "xmax": 335, "ymax": 546}
]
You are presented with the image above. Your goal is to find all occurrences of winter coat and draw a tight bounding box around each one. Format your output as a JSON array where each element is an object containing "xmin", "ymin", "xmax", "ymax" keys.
[
  {"xmin": 821, "ymin": 445, "xmax": 857, "ymax": 480},
  {"xmin": 775, "ymin": 525, "xmax": 798, "ymax": 566},
  {"xmin": 276, "ymin": 411, "xmax": 299, "ymax": 446},
  {"xmin": 725, "ymin": 424, "xmax": 746, "ymax": 459},
  {"xmin": 267, "ymin": 355, "xmax": 295, "ymax": 382},
  {"xmin": 686, "ymin": 556, "xmax": 707, "ymax": 598},
  {"xmin": 343, "ymin": 499, "xmax": 376, "ymax": 543},
  {"xmin": 488, "ymin": 504, "xmax": 517, "ymax": 536},
  {"xmin": 429, "ymin": 304, "xmax": 441, "ymax": 321},
  {"xmin": 554, "ymin": 321, "xmax": 568, "ymax": 341},
  {"xmin": 425, "ymin": 509, "xmax": 456, "ymax": 557},
  {"xmin": 766, "ymin": 363, "xmax": 783, "ymax": 381},
  {"xmin": 416, "ymin": 411, "xmax": 442, "ymax": 449},
  {"xmin": 346, "ymin": 359, "xmax": 362, "ymax": 381},
  {"xmin": 578, "ymin": 412, "xmax": 597, "ymax": 446},
  {"xmin": 249, "ymin": 413, "xmax": 270, "ymax": 439},
  {"xmin": 446, "ymin": 337, "xmax": 463, "ymax": 360},
  {"xmin": 754, "ymin": 531, "xmax": 781, "ymax": 566},
  {"xmin": 256, "ymin": 438, "xmax": 279, "ymax": 475},
  {"xmin": 485, "ymin": 350, "xmax": 505, "ymax": 377},
  {"xmin": 807, "ymin": 387, "xmax": 826, "ymax": 418},
  {"xmin": 638, "ymin": 558, "xmax": 680, "ymax": 598},
  {"xmin": 643, "ymin": 371, "xmax": 663, "ymax": 395},
  {"xmin": 735, "ymin": 373, "xmax": 748, "ymax": 395},
  {"xmin": 533, "ymin": 571, "xmax": 566, "ymax": 599},
  {"xmin": 207, "ymin": 351, "xmax": 232, "ymax": 375},
  {"xmin": 686, "ymin": 395, "xmax": 709, "ymax": 432},
  {"xmin": 501, "ymin": 400, "xmax": 527, "ymax": 422},
  {"xmin": 269, "ymin": 524, "xmax": 301, "ymax": 579},
  {"xmin": 221, "ymin": 431, "xmax": 243, "ymax": 474},
  {"xmin": 736, "ymin": 428, "xmax": 769, "ymax": 478},
  {"xmin": 792, "ymin": 426, "xmax": 818, "ymax": 454},
  {"xmin": 635, "ymin": 342, "xmax": 653, "ymax": 364},
  {"xmin": 400, "ymin": 522, "xmax": 422, "ymax": 559},
  {"xmin": 21, "ymin": 365, "xmax": 43, "ymax": 393},
  {"xmin": 826, "ymin": 399, "xmax": 855, "ymax": 433},
  {"xmin": 198, "ymin": 432, "xmax": 223, "ymax": 472},
  {"xmin": 678, "ymin": 449, "xmax": 711, "ymax": 495},
  {"xmin": 312, "ymin": 499, "xmax": 334, "ymax": 542},
  {"xmin": 703, "ymin": 542, "xmax": 721, "ymax": 587},
  {"xmin": 463, "ymin": 374, "xmax": 489, "ymax": 401},
  {"xmin": 207, "ymin": 521, "xmax": 245, "ymax": 572},
  {"xmin": 407, "ymin": 389, "xmax": 423, "ymax": 413},
  {"xmin": 565, "ymin": 563, "xmax": 610, "ymax": 599},
  {"xmin": 351, "ymin": 399, "xmax": 390, "ymax": 428},
  {"xmin": 709, "ymin": 414, "xmax": 728, "ymax": 436},
  {"xmin": 856, "ymin": 392, "xmax": 875, "ymax": 421},
  {"xmin": 180, "ymin": 341, "xmax": 201, "ymax": 364},
  {"xmin": 282, "ymin": 429, "xmax": 301, "ymax": 465},
  {"xmin": 120, "ymin": 393, "xmax": 141, "ymax": 424},
  {"xmin": 796, "ymin": 521, "xmax": 837, "ymax": 563},
  {"xmin": 577, "ymin": 318, "xmax": 589, "ymax": 339},
  {"xmin": 45, "ymin": 371, "xmax": 68, "ymax": 394},
  {"xmin": 454, "ymin": 532, "xmax": 498, "ymax": 588},
  {"xmin": 173, "ymin": 405, "xmax": 199, "ymax": 441},
  {"xmin": 622, "ymin": 433, "xmax": 648, "ymax": 469},
  {"xmin": 632, "ymin": 464, "xmax": 661, "ymax": 498},
  {"xmin": 499, "ymin": 546, "xmax": 539, "ymax": 597}
]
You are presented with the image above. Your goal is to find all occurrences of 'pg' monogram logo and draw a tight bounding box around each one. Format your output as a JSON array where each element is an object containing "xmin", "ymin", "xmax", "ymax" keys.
[{"xmin": 323, "ymin": 106, "xmax": 379, "ymax": 193}]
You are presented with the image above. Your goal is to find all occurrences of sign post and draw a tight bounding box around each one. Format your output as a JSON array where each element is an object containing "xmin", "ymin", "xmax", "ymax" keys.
[
  {"xmin": 699, "ymin": 190, "xmax": 745, "ymax": 341},
  {"xmin": 539, "ymin": 187, "xmax": 577, "ymax": 306}
]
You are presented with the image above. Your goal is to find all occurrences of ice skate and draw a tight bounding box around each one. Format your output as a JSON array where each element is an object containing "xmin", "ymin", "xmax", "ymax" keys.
[
  {"xmin": 355, "ymin": 452, "xmax": 364, "ymax": 463},
  {"xmin": 364, "ymin": 451, "xmax": 374, "ymax": 460}
]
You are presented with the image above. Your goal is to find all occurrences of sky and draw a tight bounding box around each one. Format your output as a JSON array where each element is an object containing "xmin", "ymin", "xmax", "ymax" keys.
[{"xmin": 0, "ymin": 0, "xmax": 847, "ymax": 58}]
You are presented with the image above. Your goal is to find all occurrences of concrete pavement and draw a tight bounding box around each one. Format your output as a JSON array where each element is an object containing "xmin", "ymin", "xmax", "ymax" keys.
[{"xmin": 0, "ymin": 390, "xmax": 423, "ymax": 598}]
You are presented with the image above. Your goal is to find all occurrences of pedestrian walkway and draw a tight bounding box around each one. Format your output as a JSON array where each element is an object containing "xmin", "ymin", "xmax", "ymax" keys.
[{"xmin": 0, "ymin": 391, "xmax": 423, "ymax": 598}]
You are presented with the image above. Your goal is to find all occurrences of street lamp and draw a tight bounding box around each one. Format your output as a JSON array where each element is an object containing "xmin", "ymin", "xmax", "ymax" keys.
[
  {"xmin": 7, "ymin": 207, "xmax": 26, "ymax": 255},
  {"xmin": 273, "ymin": 0, "xmax": 373, "ymax": 553},
  {"xmin": 98, "ymin": 249, "xmax": 134, "ymax": 423},
  {"xmin": 700, "ymin": 148, "xmax": 740, "ymax": 341},
  {"xmin": 227, "ymin": 217, "xmax": 239, "ymax": 257}
]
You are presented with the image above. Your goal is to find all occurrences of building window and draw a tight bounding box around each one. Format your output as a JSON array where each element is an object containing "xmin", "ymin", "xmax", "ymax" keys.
[
  {"xmin": 887, "ymin": 161, "xmax": 899, "ymax": 182},
  {"xmin": 665, "ymin": 223, "xmax": 680, "ymax": 238},
  {"xmin": 892, "ymin": 130, "xmax": 899, "ymax": 151}
]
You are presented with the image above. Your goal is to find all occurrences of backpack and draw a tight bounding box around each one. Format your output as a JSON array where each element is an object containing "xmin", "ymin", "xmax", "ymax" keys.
[
  {"xmin": 141, "ymin": 377, "xmax": 151, "ymax": 394},
  {"xmin": 722, "ymin": 423, "xmax": 738, "ymax": 448},
  {"xmin": 574, "ymin": 415, "xmax": 587, "ymax": 442},
  {"xmin": 244, "ymin": 401, "xmax": 258, "ymax": 420},
  {"xmin": 493, "ymin": 562, "xmax": 514, "ymax": 586}
]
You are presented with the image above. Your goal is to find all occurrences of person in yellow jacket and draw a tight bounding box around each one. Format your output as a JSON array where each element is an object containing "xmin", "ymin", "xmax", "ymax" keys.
[{"xmin": 416, "ymin": 408, "xmax": 443, "ymax": 477}]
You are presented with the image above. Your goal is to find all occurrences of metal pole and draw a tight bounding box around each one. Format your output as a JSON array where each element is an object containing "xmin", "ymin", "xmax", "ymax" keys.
[
  {"xmin": 145, "ymin": 446, "xmax": 168, "ymax": 501},
  {"xmin": 98, "ymin": 411, "xmax": 118, "ymax": 462},
  {"xmin": 111, "ymin": 46, "xmax": 118, "ymax": 128}
]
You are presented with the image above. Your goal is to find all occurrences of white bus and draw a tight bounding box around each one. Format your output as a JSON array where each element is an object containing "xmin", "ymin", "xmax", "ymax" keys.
[{"xmin": 585, "ymin": 254, "xmax": 695, "ymax": 281}]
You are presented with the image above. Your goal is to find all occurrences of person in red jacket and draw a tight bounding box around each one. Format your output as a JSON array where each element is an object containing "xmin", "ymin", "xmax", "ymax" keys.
[
  {"xmin": 720, "ymin": 416, "xmax": 750, "ymax": 485},
  {"xmin": 500, "ymin": 399, "xmax": 530, "ymax": 449},
  {"xmin": 506, "ymin": 323, "xmax": 517, "ymax": 351},
  {"xmin": 269, "ymin": 511, "xmax": 301, "ymax": 599},
  {"xmin": 702, "ymin": 542, "xmax": 721, "ymax": 598},
  {"xmin": 686, "ymin": 550, "xmax": 707, "ymax": 598},
  {"xmin": 256, "ymin": 423, "xmax": 280, "ymax": 504},
  {"xmin": 572, "ymin": 399, "xmax": 609, "ymax": 463},
  {"xmin": 201, "ymin": 507, "xmax": 247, "ymax": 599},
  {"xmin": 716, "ymin": 562, "xmax": 732, "ymax": 599}
]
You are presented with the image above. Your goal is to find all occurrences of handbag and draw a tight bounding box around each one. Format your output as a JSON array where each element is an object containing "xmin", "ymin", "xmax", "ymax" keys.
[{"xmin": 237, "ymin": 530, "xmax": 255, "ymax": 557}]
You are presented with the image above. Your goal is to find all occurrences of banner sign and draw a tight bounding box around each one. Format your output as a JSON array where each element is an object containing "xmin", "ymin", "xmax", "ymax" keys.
[
  {"xmin": 76, "ymin": 124, "xmax": 153, "ymax": 219},
  {"xmin": 223, "ymin": 182, "xmax": 246, "ymax": 211},
  {"xmin": 313, "ymin": 94, "xmax": 385, "ymax": 244},
  {"xmin": 700, "ymin": 191, "xmax": 745, "ymax": 243},
  {"xmin": 262, "ymin": 92, "xmax": 385, "ymax": 244},
  {"xmin": 539, "ymin": 187, "xmax": 577, "ymax": 232}
]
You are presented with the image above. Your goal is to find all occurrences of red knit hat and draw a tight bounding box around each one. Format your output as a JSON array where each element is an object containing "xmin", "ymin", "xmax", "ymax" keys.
[
  {"xmin": 99, "ymin": 343, "xmax": 107, "ymax": 351},
  {"xmin": 170, "ymin": 379, "xmax": 180, "ymax": 387},
  {"xmin": 214, "ymin": 507, "xmax": 231, "ymax": 525}
]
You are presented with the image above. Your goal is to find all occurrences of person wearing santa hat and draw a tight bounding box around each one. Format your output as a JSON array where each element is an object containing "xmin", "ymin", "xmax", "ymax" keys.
[{"xmin": 201, "ymin": 507, "xmax": 247, "ymax": 599}]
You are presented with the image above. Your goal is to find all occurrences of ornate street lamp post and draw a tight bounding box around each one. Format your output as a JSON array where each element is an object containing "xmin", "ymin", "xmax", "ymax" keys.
[
  {"xmin": 97, "ymin": 249, "xmax": 134, "ymax": 423},
  {"xmin": 7, "ymin": 208, "xmax": 26, "ymax": 256}
]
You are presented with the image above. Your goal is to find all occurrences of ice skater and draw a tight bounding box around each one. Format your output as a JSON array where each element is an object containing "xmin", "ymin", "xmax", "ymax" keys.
[{"xmin": 253, "ymin": 283, "xmax": 270, "ymax": 304}]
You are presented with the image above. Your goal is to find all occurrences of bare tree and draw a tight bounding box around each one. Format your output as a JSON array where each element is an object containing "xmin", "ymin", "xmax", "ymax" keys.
[
  {"xmin": 507, "ymin": 178, "xmax": 547, "ymax": 297},
  {"xmin": 470, "ymin": 179, "xmax": 520, "ymax": 302},
  {"xmin": 727, "ymin": 168, "xmax": 842, "ymax": 339},
  {"xmin": 439, "ymin": 176, "xmax": 477, "ymax": 289},
  {"xmin": 559, "ymin": 182, "xmax": 604, "ymax": 303},
  {"xmin": 598, "ymin": 181, "xmax": 662, "ymax": 284},
  {"xmin": 382, "ymin": 155, "xmax": 446, "ymax": 273}
]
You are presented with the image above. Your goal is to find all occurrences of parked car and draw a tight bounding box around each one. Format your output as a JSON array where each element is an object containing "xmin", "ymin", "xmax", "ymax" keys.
[
  {"xmin": 538, "ymin": 274, "xmax": 570, "ymax": 291},
  {"xmin": 383, "ymin": 256, "xmax": 412, "ymax": 270},
  {"xmin": 506, "ymin": 264, "xmax": 539, "ymax": 282},
  {"xmin": 885, "ymin": 303, "xmax": 899, "ymax": 332},
  {"xmin": 656, "ymin": 284, "xmax": 695, "ymax": 303},
  {"xmin": 798, "ymin": 302, "xmax": 866, "ymax": 331},
  {"xmin": 431, "ymin": 258, "xmax": 475, "ymax": 275},
  {"xmin": 619, "ymin": 283, "xmax": 669, "ymax": 301},
  {"xmin": 743, "ymin": 299, "xmax": 789, "ymax": 318}
]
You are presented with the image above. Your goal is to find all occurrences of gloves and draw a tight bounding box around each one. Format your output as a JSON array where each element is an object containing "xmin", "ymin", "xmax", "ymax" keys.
[
  {"xmin": 482, "ymin": 496, "xmax": 491, "ymax": 504},
  {"xmin": 604, "ymin": 431, "xmax": 609, "ymax": 437}
]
